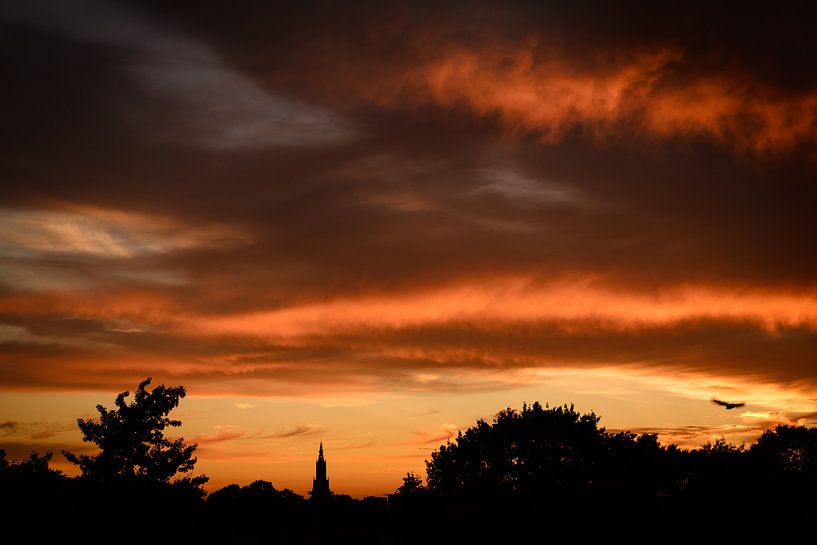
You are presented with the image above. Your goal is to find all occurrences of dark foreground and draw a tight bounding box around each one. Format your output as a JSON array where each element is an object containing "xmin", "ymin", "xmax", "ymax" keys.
[{"xmin": 4, "ymin": 399, "xmax": 817, "ymax": 544}]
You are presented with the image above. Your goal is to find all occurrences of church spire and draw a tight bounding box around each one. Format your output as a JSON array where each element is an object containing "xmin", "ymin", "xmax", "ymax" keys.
[{"xmin": 311, "ymin": 442, "xmax": 330, "ymax": 499}]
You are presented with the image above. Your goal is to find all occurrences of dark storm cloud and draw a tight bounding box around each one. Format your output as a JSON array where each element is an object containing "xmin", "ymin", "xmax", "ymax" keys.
[{"xmin": 1, "ymin": 0, "xmax": 816, "ymax": 397}]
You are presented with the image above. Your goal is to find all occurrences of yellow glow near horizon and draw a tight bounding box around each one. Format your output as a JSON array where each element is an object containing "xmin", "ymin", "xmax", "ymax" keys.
[{"xmin": 3, "ymin": 365, "xmax": 815, "ymax": 496}]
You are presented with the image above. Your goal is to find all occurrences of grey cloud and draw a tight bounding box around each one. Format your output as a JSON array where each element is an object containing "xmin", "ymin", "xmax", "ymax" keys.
[
  {"xmin": 472, "ymin": 166, "xmax": 590, "ymax": 209},
  {"xmin": 2, "ymin": 0, "xmax": 352, "ymax": 150}
]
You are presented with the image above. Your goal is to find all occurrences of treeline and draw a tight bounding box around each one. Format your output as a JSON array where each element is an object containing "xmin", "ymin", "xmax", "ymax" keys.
[
  {"xmin": 2, "ymin": 382, "xmax": 815, "ymax": 542},
  {"xmin": 415, "ymin": 402, "xmax": 817, "ymax": 501}
]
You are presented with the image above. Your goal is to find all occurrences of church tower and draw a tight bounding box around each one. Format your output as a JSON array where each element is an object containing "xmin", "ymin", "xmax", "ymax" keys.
[{"xmin": 311, "ymin": 442, "xmax": 330, "ymax": 499}]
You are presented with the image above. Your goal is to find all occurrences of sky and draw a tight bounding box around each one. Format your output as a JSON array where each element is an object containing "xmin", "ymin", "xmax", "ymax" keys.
[{"xmin": 2, "ymin": 0, "xmax": 817, "ymax": 497}]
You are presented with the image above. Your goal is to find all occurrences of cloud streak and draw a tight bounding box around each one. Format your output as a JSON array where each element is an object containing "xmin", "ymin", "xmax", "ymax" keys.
[
  {"xmin": 190, "ymin": 279, "xmax": 817, "ymax": 337},
  {"xmin": 1, "ymin": 421, "xmax": 20, "ymax": 435},
  {"xmin": 260, "ymin": 425, "xmax": 324, "ymax": 440},
  {"xmin": 0, "ymin": 205, "xmax": 248, "ymax": 259},
  {"xmin": 2, "ymin": 0, "xmax": 352, "ymax": 150},
  {"xmin": 364, "ymin": 44, "xmax": 817, "ymax": 153}
]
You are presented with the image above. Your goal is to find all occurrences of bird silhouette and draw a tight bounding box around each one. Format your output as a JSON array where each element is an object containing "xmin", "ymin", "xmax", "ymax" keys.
[{"xmin": 712, "ymin": 399, "xmax": 745, "ymax": 410}]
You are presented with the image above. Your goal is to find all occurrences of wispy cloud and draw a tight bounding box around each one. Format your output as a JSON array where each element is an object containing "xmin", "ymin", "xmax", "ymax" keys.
[
  {"xmin": 260, "ymin": 425, "xmax": 324, "ymax": 440},
  {"xmin": 2, "ymin": 0, "xmax": 352, "ymax": 149},
  {"xmin": 192, "ymin": 430, "xmax": 245, "ymax": 444},
  {"xmin": 0, "ymin": 421, "xmax": 20, "ymax": 435},
  {"xmin": 0, "ymin": 205, "xmax": 247, "ymax": 259},
  {"xmin": 398, "ymin": 423, "xmax": 459, "ymax": 447},
  {"xmin": 0, "ymin": 421, "xmax": 75, "ymax": 440},
  {"xmin": 472, "ymin": 166, "xmax": 589, "ymax": 208}
]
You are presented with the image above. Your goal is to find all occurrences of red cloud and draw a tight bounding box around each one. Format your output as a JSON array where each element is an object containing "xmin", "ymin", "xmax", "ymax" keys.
[{"xmin": 361, "ymin": 43, "xmax": 817, "ymax": 153}]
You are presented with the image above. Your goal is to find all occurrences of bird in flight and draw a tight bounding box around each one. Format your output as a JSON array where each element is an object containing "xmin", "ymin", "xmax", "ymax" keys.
[{"xmin": 712, "ymin": 399, "xmax": 745, "ymax": 410}]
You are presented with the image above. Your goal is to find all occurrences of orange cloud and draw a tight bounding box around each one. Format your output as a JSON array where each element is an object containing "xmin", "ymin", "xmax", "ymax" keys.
[
  {"xmin": 0, "ymin": 289, "xmax": 180, "ymax": 327},
  {"xmin": 401, "ymin": 423, "xmax": 459, "ymax": 447},
  {"xmin": 363, "ymin": 44, "xmax": 817, "ymax": 153},
  {"xmin": 192, "ymin": 430, "xmax": 245, "ymax": 444},
  {"xmin": 3, "ymin": 275, "xmax": 816, "ymax": 398},
  {"xmin": 191, "ymin": 278, "xmax": 817, "ymax": 338}
]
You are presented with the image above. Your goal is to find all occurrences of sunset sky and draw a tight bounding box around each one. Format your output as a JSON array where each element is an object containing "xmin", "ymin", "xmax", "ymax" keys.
[{"xmin": 2, "ymin": 0, "xmax": 817, "ymax": 497}]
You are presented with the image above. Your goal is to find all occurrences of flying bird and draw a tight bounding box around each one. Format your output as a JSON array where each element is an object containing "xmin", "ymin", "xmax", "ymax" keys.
[{"xmin": 712, "ymin": 399, "xmax": 745, "ymax": 410}]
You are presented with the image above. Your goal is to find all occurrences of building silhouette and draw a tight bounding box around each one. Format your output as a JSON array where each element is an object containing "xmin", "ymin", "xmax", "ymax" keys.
[{"xmin": 311, "ymin": 442, "xmax": 330, "ymax": 499}]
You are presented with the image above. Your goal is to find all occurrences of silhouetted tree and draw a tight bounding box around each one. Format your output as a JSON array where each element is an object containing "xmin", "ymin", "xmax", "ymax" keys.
[
  {"xmin": 393, "ymin": 471, "xmax": 426, "ymax": 496},
  {"xmin": 680, "ymin": 438, "xmax": 749, "ymax": 500},
  {"xmin": 599, "ymin": 430, "xmax": 685, "ymax": 498},
  {"xmin": 15, "ymin": 450, "xmax": 57, "ymax": 473},
  {"xmin": 0, "ymin": 450, "xmax": 62, "ymax": 479},
  {"xmin": 0, "ymin": 449, "xmax": 69, "ymax": 517},
  {"xmin": 207, "ymin": 479, "xmax": 305, "ymax": 510},
  {"xmin": 389, "ymin": 471, "xmax": 427, "ymax": 509},
  {"xmin": 426, "ymin": 402, "xmax": 608, "ymax": 498},
  {"xmin": 62, "ymin": 377, "xmax": 207, "ymax": 489},
  {"xmin": 751, "ymin": 424, "xmax": 817, "ymax": 476},
  {"xmin": 750, "ymin": 424, "xmax": 817, "ymax": 498}
]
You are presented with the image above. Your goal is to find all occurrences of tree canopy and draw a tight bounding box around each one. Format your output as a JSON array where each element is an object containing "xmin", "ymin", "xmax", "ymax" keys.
[
  {"xmin": 62, "ymin": 377, "xmax": 207, "ymax": 489},
  {"xmin": 425, "ymin": 401, "xmax": 685, "ymax": 499}
]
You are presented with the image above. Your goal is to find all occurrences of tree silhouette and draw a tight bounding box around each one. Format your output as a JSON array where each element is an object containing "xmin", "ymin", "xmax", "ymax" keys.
[
  {"xmin": 394, "ymin": 471, "xmax": 425, "ymax": 496},
  {"xmin": 5, "ymin": 392, "xmax": 817, "ymax": 541},
  {"xmin": 389, "ymin": 471, "xmax": 427, "ymax": 507},
  {"xmin": 62, "ymin": 377, "xmax": 207, "ymax": 489},
  {"xmin": 751, "ymin": 424, "xmax": 817, "ymax": 477},
  {"xmin": 750, "ymin": 424, "xmax": 817, "ymax": 498},
  {"xmin": 425, "ymin": 402, "xmax": 608, "ymax": 498},
  {"xmin": 0, "ymin": 449, "xmax": 62, "ymax": 479}
]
